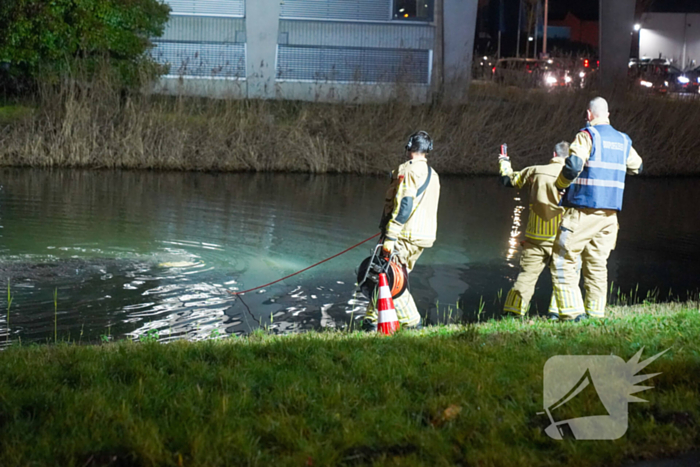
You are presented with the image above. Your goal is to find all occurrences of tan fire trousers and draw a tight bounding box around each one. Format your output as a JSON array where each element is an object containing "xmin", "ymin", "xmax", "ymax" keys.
[
  {"xmin": 365, "ymin": 239, "xmax": 423, "ymax": 327},
  {"xmin": 503, "ymin": 239, "xmax": 560, "ymax": 316},
  {"xmin": 550, "ymin": 208, "xmax": 619, "ymax": 319}
]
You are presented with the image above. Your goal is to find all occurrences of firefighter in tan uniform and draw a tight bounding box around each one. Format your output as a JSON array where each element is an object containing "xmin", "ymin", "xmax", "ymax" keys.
[
  {"xmin": 363, "ymin": 131, "xmax": 440, "ymax": 330},
  {"xmin": 551, "ymin": 97, "xmax": 643, "ymax": 320},
  {"xmin": 499, "ymin": 142, "xmax": 570, "ymax": 318}
]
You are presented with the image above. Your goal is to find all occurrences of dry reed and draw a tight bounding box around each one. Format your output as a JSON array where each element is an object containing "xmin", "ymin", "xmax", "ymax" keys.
[{"xmin": 1, "ymin": 75, "xmax": 699, "ymax": 175}]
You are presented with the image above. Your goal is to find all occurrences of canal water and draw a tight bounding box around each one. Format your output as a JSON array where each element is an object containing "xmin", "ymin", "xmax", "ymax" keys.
[{"xmin": 0, "ymin": 169, "xmax": 698, "ymax": 344}]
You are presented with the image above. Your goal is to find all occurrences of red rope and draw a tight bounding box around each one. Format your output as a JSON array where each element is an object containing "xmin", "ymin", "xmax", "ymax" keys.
[{"xmin": 227, "ymin": 232, "xmax": 381, "ymax": 296}]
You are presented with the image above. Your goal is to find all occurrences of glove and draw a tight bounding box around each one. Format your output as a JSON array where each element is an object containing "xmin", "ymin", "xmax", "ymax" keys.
[{"xmin": 382, "ymin": 238, "xmax": 396, "ymax": 258}]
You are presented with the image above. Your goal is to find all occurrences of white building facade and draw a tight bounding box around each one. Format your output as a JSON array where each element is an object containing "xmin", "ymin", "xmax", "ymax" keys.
[
  {"xmin": 640, "ymin": 13, "xmax": 700, "ymax": 70},
  {"xmin": 151, "ymin": 0, "xmax": 477, "ymax": 102}
]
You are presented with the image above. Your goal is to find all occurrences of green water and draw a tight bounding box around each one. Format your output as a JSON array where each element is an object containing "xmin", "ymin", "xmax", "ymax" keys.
[{"xmin": 0, "ymin": 169, "xmax": 698, "ymax": 344}]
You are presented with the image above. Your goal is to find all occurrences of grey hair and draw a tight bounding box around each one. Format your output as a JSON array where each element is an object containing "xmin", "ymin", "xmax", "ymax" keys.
[
  {"xmin": 554, "ymin": 141, "xmax": 570, "ymax": 158},
  {"xmin": 588, "ymin": 97, "xmax": 609, "ymax": 118}
]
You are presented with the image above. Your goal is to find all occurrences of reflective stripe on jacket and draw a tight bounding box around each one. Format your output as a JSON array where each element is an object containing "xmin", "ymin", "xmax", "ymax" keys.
[
  {"xmin": 382, "ymin": 158, "xmax": 440, "ymax": 248},
  {"xmin": 500, "ymin": 157, "xmax": 565, "ymax": 242},
  {"xmin": 563, "ymin": 124, "xmax": 631, "ymax": 211}
]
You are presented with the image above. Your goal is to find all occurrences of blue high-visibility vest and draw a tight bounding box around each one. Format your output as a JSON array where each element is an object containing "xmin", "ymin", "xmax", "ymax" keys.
[{"xmin": 563, "ymin": 124, "xmax": 631, "ymax": 211}]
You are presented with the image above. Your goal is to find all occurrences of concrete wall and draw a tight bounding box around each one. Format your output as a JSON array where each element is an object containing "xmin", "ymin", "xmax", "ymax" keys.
[
  {"xmin": 275, "ymin": 82, "xmax": 430, "ymax": 103},
  {"xmin": 245, "ymin": 0, "xmax": 281, "ymax": 98},
  {"xmin": 153, "ymin": 76, "xmax": 247, "ymax": 99},
  {"xmin": 599, "ymin": 0, "xmax": 636, "ymax": 89},
  {"xmin": 640, "ymin": 13, "xmax": 700, "ymax": 70},
  {"xmin": 443, "ymin": 0, "xmax": 479, "ymax": 99},
  {"xmin": 152, "ymin": 0, "xmax": 478, "ymax": 103}
]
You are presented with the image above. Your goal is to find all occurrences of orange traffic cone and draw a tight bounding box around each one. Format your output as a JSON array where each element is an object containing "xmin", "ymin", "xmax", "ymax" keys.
[{"xmin": 377, "ymin": 272, "xmax": 400, "ymax": 335}]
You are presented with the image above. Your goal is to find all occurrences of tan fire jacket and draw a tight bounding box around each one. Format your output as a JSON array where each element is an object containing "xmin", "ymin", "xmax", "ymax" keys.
[
  {"xmin": 380, "ymin": 157, "xmax": 440, "ymax": 248},
  {"xmin": 500, "ymin": 157, "xmax": 566, "ymax": 242}
]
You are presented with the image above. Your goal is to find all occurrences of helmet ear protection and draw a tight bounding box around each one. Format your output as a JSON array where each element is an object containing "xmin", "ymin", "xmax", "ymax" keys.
[{"xmin": 405, "ymin": 131, "xmax": 433, "ymax": 153}]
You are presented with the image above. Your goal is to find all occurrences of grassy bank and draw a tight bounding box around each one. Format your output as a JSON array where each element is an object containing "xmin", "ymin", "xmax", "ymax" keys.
[
  {"xmin": 1, "ymin": 80, "xmax": 699, "ymax": 175},
  {"xmin": 0, "ymin": 302, "xmax": 698, "ymax": 466}
]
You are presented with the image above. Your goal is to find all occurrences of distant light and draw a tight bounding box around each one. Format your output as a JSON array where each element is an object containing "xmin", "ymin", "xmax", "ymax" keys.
[
  {"xmin": 483, "ymin": 56, "xmax": 488, "ymax": 60},
  {"xmin": 634, "ymin": 23, "xmax": 641, "ymax": 31},
  {"xmin": 664, "ymin": 81, "xmax": 669, "ymax": 87},
  {"xmin": 564, "ymin": 76, "xmax": 572, "ymax": 83},
  {"xmin": 404, "ymin": 13, "xmax": 409, "ymax": 17},
  {"xmin": 399, "ymin": 8, "xmax": 405, "ymax": 12},
  {"xmin": 547, "ymin": 59, "xmax": 553, "ymax": 64},
  {"xmin": 528, "ymin": 36, "xmax": 534, "ymax": 42},
  {"xmin": 640, "ymin": 80, "xmax": 653, "ymax": 88},
  {"xmin": 545, "ymin": 75, "xmax": 558, "ymax": 85},
  {"xmin": 579, "ymin": 71, "xmax": 585, "ymax": 78},
  {"xmin": 678, "ymin": 76, "xmax": 690, "ymax": 84}
]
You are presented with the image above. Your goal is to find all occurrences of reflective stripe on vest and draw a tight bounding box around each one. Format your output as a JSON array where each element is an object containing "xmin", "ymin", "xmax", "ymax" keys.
[{"xmin": 563, "ymin": 125, "xmax": 631, "ymax": 211}]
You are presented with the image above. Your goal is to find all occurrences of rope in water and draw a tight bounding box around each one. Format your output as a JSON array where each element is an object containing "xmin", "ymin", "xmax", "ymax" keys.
[{"xmin": 227, "ymin": 232, "xmax": 381, "ymax": 296}]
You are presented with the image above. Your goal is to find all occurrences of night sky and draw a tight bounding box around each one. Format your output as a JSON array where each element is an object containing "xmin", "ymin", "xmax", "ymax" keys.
[
  {"xmin": 549, "ymin": 0, "xmax": 700, "ymax": 19},
  {"xmin": 477, "ymin": 0, "xmax": 700, "ymax": 56}
]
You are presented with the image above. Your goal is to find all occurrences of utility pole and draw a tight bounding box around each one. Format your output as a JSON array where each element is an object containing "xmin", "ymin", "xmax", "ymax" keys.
[
  {"xmin": 543, "ymin": 0, "xmax": 549, "ymax": 56},
  {"xmin": 432, "ymin": 0, "xmax": 443, "ymax": 96},
  {"xmin": 682, "ymin": 12, "xmax": 688, "ymax": 70},
  {"xmin": 526, "ymin": 2, "xmax": 533, "ymax": 59},
  {"xmin": 534, "ymin": 0, "xmax": 540, "ymax": 58},
  {"xmin": 497, "ymin": 0, "xmax": 504, "ymax": 59},
  {"xmin": 516, "ymin": 0, "xmax": 523, "ymax": 58}
]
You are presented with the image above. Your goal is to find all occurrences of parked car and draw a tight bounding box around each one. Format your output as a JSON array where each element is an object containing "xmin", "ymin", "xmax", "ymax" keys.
[
  {"xmin": 675, "ymin": 65, "xmax": 700, "ymax": 94},
  {"xmin": 474, "ymin": 55, "xmax": 496, "ymax": 79},
  {"xmin": 572, "ymin": 57, "xmax": 598, "ymax": 89},
  {"xmin": 493, "ymin": 58, "xmax": 571, "ymax": 89},
  {"xmin": 628, "ymin": 58, "xmax": 682, "ymax": 95}
]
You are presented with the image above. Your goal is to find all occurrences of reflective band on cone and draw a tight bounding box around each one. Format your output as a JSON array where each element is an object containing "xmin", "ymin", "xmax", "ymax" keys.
[{"xmin": 377, "ymin": 273, "xmax": 400, "ymax": 335}]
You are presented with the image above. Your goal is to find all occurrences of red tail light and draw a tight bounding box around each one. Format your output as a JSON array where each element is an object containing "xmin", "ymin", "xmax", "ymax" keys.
[
  {"xmin": 492, "ymin": 67, "xmax": 496, "ymax": 74},
  {"xmin": 584, "ymin": 59, "xmax": 590, "ymax": 68}
]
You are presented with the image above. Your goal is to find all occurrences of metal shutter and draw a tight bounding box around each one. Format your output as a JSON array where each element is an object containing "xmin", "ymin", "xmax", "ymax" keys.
[
  {"xmin": 280, "ymin": 0, "xmax": 391, "ymax": 22},
  {"xmin": 166, "ymin": 0, "xmax": 245, "ymax": 17},
  {"xmin": 151, "ymin": 42, "xmax": 247, "ymax": 78},
  {"xmin": 278, "ymin": 20, "xmax": 435, "ymax": 50},
  {"xmin": 277, "ymin": 46, "xmax": 430, "ymax": 83}
]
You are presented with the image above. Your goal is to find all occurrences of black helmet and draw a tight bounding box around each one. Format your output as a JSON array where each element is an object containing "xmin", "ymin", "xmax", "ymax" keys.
[{"xmin": 405, "ymin": 131, "xmax": 433, "ymax": 154}]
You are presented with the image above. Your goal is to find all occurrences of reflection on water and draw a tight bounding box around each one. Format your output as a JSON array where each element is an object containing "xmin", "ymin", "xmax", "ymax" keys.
[
  {"xmin": 0, "ymin": 169, "xmax": 699, "ymax": 344},
  {"xmin": 506, "ymin": 197, "xmax": 526, "ymax": 266}
]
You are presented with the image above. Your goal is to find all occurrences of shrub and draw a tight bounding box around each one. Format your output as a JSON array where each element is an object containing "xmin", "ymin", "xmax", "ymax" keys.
[{"xmin": 0, "ymin": 0, "xmax": 170, "ymax": 87}]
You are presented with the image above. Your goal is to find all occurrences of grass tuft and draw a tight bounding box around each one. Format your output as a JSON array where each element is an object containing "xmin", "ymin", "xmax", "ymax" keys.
[
  {"xmin": 0, "ymin": 302, "xmax": 698, "ymax": 466},
  {"xmin": 1, "ymin": 77, "xmax": 699, "ymax": 175}
]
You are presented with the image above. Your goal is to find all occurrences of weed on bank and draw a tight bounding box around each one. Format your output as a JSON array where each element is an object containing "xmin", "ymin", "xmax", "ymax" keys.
[
  {"xmin": 0, "ymin": 302, "xmax": 698, "ymax": 466},
  {"xmin": 1, "ymin": 77, "xmax": 700, "ymax": 176}
]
